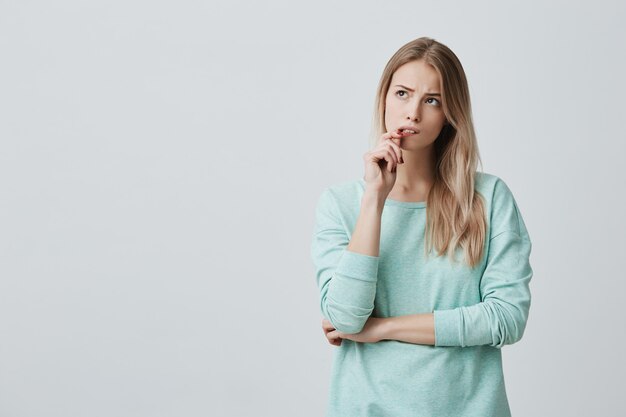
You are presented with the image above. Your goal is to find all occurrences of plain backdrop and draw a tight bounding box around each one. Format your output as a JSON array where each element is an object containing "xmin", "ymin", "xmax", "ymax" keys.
[{"xmin": 1, "ymin": 0, "xmax": 625, "ymax": 416}]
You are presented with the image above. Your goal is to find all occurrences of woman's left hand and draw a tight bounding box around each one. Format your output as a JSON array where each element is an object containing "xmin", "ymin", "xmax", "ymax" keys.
[{"xmin": 321, "ymin": 317, "xmax": 387, "ymax": 345}]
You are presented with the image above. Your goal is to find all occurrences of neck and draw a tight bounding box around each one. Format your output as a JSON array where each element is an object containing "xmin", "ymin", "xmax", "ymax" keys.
[{"xmin": 394, "ymin": 147, "xmax": 437, "ymax": 189}]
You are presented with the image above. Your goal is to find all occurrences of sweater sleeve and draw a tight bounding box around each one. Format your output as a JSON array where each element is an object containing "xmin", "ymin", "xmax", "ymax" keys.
[
  {"xmin": 310, "ymin": 187, "xmax": 380, "ymax": 334},
  {"xmin": 433, "ymin": 179, "xmax": 533, "ymax": 348}
]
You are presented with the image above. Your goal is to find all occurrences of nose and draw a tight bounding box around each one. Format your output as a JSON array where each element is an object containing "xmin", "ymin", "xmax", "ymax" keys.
[{"xmin": 407, "ymin": 100, "xmax": 421, "ymax": 122}]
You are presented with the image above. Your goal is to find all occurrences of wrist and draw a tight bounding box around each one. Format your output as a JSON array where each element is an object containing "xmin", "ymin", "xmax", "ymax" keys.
[
  {"xmin": 362, "ymin": 190, "xmax": 386, "ymax": 209},
  {"xmin": 376, "ymin": 317, "xmax": 392, "ymax": 341}
]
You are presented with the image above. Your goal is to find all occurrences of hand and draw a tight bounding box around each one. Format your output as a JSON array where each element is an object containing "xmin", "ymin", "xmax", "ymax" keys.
[
  {"xmin": 321, "ymin": 317, "xmax": 386, "ymax": 345},
  {"xmin": 362, "ymin": 129, "xmax": 409, "ymax": 197}
]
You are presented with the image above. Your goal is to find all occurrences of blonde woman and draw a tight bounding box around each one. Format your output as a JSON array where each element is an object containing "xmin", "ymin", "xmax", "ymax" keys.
[{"xmin": 310, "ymin": 36, "xmax": 533, "ymax": 416}]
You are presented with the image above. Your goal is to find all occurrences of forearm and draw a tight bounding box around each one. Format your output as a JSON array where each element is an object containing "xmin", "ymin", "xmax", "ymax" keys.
[
  {"xmin": 312, "ymin": 189, "xmax": 384, "ymax": 335},
  {"xmin": 381, "ymin": 313, "xmax": 436, "ymax": 346},
  {"xmin": 347, "ymin": 190, "xmax": 385, "ymax": 256}
]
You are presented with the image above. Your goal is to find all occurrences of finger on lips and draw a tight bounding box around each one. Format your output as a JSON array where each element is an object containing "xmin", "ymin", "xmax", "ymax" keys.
[{"xmin": 387, "ymin": 136, "xmax": 403, "ymax": 162}]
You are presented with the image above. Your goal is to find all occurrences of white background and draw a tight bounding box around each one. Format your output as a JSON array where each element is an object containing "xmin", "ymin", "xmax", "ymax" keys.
[{"xmin": 1, "ymin": 0, "xmax": 625, "ymax": 416}]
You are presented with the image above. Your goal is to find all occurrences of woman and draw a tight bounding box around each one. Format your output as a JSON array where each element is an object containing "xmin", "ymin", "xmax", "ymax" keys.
[{"xmin": 310, "ymin": 36, "xmax": 533, "ymax": 416}]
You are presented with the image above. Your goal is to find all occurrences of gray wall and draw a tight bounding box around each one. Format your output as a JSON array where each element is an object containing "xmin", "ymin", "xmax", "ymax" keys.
[{"xmin": 1, "ymin": 0, "xmax": 624, "ymax": 416}]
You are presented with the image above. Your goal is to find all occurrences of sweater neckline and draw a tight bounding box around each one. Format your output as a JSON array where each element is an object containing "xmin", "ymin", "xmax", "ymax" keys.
[{"xmin": 357, "ymin": 178, "xmax": 427, "ymax": 209}]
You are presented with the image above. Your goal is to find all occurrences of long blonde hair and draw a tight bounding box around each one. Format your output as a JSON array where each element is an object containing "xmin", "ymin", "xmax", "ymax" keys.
[{"xmin": 369, "ymin": 36, "xmax": 487, "ymax": 268}]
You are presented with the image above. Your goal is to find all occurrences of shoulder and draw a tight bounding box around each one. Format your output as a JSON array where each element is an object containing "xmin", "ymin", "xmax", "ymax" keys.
[
  {"xmin": 475, "ymin": 171, "xmax": 506, "ymax": 193},
  {"xmin": 317, "ymin": 177, "xmax": 364, "ymax": 202},
  {"xmin": 315, "ymin": 178, "xmax": 364, "ymax": 219},
  {"xmin": 475, "ymin": 171, "xmax": 528, "ymax": 239},
  {"xmin": 475, "ymin": 171, "xmax": 516, "ymax": 204}
]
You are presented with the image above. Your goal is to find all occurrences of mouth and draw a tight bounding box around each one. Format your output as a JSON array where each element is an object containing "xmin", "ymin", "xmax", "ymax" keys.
[{"xmin": 398, "ymin": 126, "xmax": 420, "ymax": 135}]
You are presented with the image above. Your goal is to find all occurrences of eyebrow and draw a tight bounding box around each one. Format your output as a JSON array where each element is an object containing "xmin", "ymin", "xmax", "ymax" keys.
[{"xmin": 393, "ymin": 84, "xmax": 441, "ymax": 96}]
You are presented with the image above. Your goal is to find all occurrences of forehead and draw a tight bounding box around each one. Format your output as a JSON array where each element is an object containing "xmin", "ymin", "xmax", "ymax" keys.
[{"xmin": 390, "ymin": 60, "xmax": 441, "ymax": 91}]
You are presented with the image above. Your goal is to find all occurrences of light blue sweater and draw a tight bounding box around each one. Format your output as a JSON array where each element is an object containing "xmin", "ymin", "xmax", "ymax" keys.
[{"xmin": 310, "ymin": 172, "xmax": 533, "ymax": 417}]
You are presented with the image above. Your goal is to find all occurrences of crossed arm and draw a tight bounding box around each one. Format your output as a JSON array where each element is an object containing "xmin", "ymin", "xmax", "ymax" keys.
[
  {"xmin": 322, "ymin": 313, "xmax": 436, "ymax": 346},
  {"xmin": 317, "ymin": 191, "xmax": 436, "ymax": 346},
  {"xmin": 313, "ymin": 181, "xmax": 533, "ymax": 349}
]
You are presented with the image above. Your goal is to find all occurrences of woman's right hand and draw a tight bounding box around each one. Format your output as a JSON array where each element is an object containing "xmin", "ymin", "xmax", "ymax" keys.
[{"xmin": 363, "ymin": 129, "xmax": 408, "ymax": 198}]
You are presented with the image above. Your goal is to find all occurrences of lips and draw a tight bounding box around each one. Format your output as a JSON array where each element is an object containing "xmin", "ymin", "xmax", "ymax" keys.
[{"xmin": 398, "ymin": 125, "xmax": 420, "ymax": 135}]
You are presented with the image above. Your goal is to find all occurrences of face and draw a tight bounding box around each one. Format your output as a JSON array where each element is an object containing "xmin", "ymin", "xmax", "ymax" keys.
[{"xmin": 384, "ymin": 59, "xmax": 447, "ymax": 150}]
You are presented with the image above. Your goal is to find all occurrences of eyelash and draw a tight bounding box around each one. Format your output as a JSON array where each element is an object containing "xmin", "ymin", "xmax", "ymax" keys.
[{"xmin": 395, "ymin": 90, "xmax": 441, "ymax": 105}]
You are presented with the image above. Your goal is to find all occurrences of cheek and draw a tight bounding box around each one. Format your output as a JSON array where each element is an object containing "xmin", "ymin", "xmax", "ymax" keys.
[
  {"xmin": 384, "ymin": 100, "xmax": 395, "ymax": 123},
  {"xmin": 425, "ymin": 109, "xmax": 446, "ymax": 125},
  {"xmin": 385, "ymin": 100, "xmax": 399, "ymax": 118}
]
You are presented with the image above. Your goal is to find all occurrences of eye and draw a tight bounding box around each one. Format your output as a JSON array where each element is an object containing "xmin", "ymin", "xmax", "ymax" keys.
[
  {"xmin": 395, "ymin": 90, "xmax": 408, "ymax": 98},
  {"xmin": 426, "ymin": 97, "xmax": 441, "ymax": 106}
]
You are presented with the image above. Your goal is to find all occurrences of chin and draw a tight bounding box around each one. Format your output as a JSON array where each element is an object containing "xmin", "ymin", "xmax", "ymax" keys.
[{"xmin": 402, "ymin": 138, "xmax": 436, "ymax": 151}]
